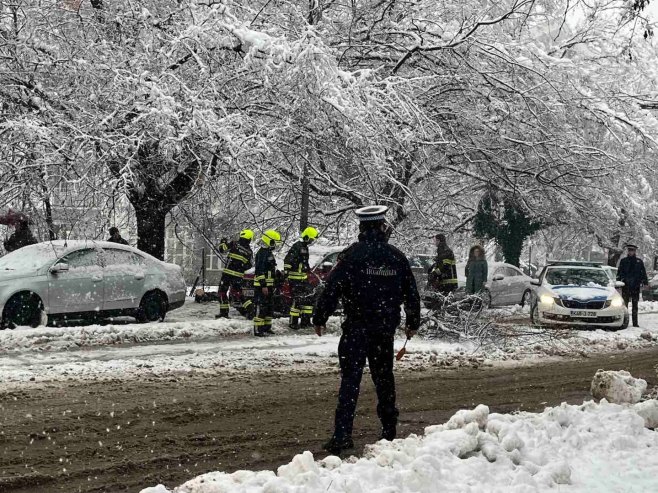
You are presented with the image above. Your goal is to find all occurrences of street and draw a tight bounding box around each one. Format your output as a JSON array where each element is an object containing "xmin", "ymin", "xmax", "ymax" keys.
[{"xmin": 2, "ymin": 346, "xmax": 657, "ymax": 493}]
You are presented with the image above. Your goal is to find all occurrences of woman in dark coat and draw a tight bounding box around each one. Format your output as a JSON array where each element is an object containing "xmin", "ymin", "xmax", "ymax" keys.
[{"xmin": 465, "ymin": 245, "xmax": 488, "ymax": 294}]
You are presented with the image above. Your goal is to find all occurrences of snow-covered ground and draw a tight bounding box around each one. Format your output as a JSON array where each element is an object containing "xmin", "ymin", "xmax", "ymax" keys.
[
  {"xmin": 1, "ymin": 300, "xmax": 658, "ymax": 388},
  {"xmin": 142, "ymin": 396, "xmax": 658, "ymax": 493}
]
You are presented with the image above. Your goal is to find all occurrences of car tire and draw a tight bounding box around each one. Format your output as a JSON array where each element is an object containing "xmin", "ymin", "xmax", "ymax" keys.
[
  {"xmin": 2, "ymin": 292, "xmax": 44, "ymax": 329},
  {"xmin": 136, "ymin": 292, "xmax": 167, "ymax": 323},
  {"xmin": 521, "ymin": 290, "xmax": 532, "ymax": 307},
  {"xmin": 480, "ymin": 289, "xmax": 492, "ymax": 309},
  {"xmin": 618, "ymin": 313, "xmax": 629, "ymax": 331}
]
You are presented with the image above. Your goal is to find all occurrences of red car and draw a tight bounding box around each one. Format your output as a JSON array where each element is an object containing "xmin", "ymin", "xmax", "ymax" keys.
[{"xmin": 233, "ymin": 247, "xmax": 344, "ymax": 319}]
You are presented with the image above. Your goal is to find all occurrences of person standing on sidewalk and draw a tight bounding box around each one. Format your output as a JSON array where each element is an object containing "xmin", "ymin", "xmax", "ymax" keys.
[
  {"xmin": 617, "ymin": 242, "xmax": 648, "ymax": 328},
  {"xmin": 313, "ymin": 205, "xmax": 420, "ymax": 455}
]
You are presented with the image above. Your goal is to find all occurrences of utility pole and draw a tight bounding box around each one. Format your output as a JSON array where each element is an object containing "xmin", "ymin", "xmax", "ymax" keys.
[{"xmin": 300, "ymin": 160, "xmax": 309, "ymax": 232}]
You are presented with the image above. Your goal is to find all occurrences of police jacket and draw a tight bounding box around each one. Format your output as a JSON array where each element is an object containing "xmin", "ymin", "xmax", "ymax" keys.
[
  {"xmin": 313, "ymin": 229, "xmax": 421, "ymax": 332},
  {"xmin": 284, "ymin": 240, "xmax": 310, "ymax": 282},
  {"xmin": 220, "ymin": 238, "xmax": 253, "ymax": 279},
  {"xmin": 254, "ymin": 245, "xmax": 276, "ymax": 287},
  {"xmin": 4, "ymin": 226, "xmax": 37, "ymax": 253},
  {"xmin": 430, "ymin": 245, "xmax": 458, "ymax": 287},
  {"xmin": 617, "ymin": 256, "xmax": 648, "ymax": 293}
]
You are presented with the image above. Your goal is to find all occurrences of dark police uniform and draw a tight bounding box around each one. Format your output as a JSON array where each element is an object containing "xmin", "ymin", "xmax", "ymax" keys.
[
  {"xmin": 617, "ymin": 251, "xmax": 648, "ymax": 327},
  {"xmin": 253, "ymin": 244, "xmax": 277, "ymax": 336},
  {"xmin": 217, "ymin": 238, "xmax": 253, "ymax": 318},
  {"xmin": 313, "ymin": 210, "xmax": 420, "ymax": 453},
  {"xmin": 284, "ymin": 240, "xmax": 313, "ymax": 328}
]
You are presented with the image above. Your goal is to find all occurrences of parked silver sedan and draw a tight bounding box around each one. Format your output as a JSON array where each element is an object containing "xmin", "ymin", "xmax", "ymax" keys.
[
  {"xmin": 456, "ymin": 261, "xmax": 534, "ymax": 307},
  {"xmin": 0, "ymin": 241, "xmax": 186, "ymax": 328}
]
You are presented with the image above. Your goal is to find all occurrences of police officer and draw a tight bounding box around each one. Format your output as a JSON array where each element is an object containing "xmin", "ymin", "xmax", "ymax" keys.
[
  {"xmin": 428, "ymin": 233, "xmax": 458, "ymax": 294},
  {"xmin": 254, "ymin": 229, "xmax": 281, "ymax": 337},
  {"xmin": 215, "ymin": 229, "xmax": 254, "ymax": 319},
  {"xmin": 617, "ymin": 242, "xmax": 648, "ymax": 327},
  {"xmin": 284, "ymin": 226, "xmax": 319, "ymax": 329},
  {"xmin": 313, "ymin": 206, "xmax": 420, "ymax": 455}
]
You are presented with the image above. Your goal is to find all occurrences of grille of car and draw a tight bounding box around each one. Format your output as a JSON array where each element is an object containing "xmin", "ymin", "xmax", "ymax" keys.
[{"xmin": 560, "ymin": 299, "xmax": 605, "ymax": 310}]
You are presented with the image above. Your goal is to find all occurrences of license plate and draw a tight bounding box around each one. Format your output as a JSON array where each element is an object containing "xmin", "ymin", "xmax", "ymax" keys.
[
  {"xmin": 243, "ymin": 289, "xmax": 254, "ymax": 297},
  {"xmin": 570, "ymin": 310, "xmax": 596, "ymax": 318}
]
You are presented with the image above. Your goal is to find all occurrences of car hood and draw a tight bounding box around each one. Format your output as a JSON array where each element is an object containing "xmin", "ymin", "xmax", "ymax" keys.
[
  {"xmin": 550, "ymin": 285, "xmax": 613, "ymax": 301},
  {"xmin": 0, "ymin": 268, "xmax": 39, "ymax": 282}
]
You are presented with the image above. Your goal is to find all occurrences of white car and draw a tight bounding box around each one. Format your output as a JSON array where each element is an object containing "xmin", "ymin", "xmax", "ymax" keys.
[
  {"xmin": 456, "ymin": 261, "xmax": 534, "ymax": 307},
  {"xmin": 529, "ymin": 261, "xmax": 628, "ymax": 330},
  {"xmin": 0, "ymin": 240, "xmax": 186, "ymax": 328}
]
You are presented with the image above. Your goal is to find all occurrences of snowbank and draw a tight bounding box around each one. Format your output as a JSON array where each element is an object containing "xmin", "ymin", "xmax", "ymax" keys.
[
  {"xmin": 591, "ymin": 369, "xmax": 647, "ymax": 403},
  {"xmin": 141, "ymin": 399, "xmax": 658, "ymax": 493}
]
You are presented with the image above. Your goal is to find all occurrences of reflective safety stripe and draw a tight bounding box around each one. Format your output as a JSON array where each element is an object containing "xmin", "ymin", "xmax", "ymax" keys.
[
  {"xmin": 290, "ymin": 308, "xmax": 301, "ymax": 317},
  {"xmin": 439, "ymin": 278, "xmax": 458, "ymax": 285},
  {"xmin": 264, "ymin": 317, "xmax": 272, "ymax": 323},
  {"xmin": 242, "ymin": 300, "xmax": 253, "ymax": 308},
  {"xmin": 442, "ymin": 259, "xmax": 457, "ymax": 265},
  {"xmin": 254, "ymin": 317, "xmax": 265, "ymax": 326},
  {"xmin": 228, "ymin": 253, "xmax": 249, "ymax": 264},
  {"xmin": 301, "ymin": 306, "xmax": 314, "ymax": 314},
  {"xmin": 284, "ymin": 263, "xmax": 292, "ymax": 270},
  {"xmin": 223, "ymin": 268, "xmax": 244, "ymax": 278},
  {"xmin": 219, "ymin": 303, "xmax": 230, "ymax": 309},
  {"xmin": 288, "ymin": 272, "xmax": 308, "ymax": 281}
]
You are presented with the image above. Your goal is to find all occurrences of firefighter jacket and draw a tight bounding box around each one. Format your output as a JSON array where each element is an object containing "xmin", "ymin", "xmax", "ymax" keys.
[
  {"xmin": 617, "ymin": 256, "xmax": 648, "ymax": 293},
  {"xmin": 254, "ymin": 246, "xmax": 277, "ymax": 287},
  {"xmin": 284, "ymin": 240, "xmax": 310, "ymax": 282},
  {"xmin": 219, "ymin": 238, "xmax": 253, "ymax": 279},
  {"xmin": 313, "ymin": 229, "xmax": 421, "ymax": 332},
  {"xmin": 430, "ymin": 246, "xmax": 458, "ymax": 287}
]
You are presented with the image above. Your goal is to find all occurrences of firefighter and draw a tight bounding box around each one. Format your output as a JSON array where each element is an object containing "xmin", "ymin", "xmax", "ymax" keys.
[
  {"xmin": 253, "ymin": 229, "xmax": 281, "ymax": 337},
  {"xmin": 313, "ymin": 206, "xmax": 421, "ymax": 455},
  {"xmin": 215, "ymin": 229, "xmax": 254, "ymax": 319},
  {"xmin": 428, "ymin": 233, "xmax": 458, "ymax": 294},
  {"xmin": 284, "ymin": 226, "xmax": 319, "ymax": 329}
]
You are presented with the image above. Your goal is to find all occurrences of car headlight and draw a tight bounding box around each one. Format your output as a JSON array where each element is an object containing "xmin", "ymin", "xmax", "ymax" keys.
[
  {"xmin": 540, "ymin": 295, "xmax": 555, "ymax": 305},
  {"xmin": 610, "ymin": 296, "xmax": 624, "ymax": 308}
]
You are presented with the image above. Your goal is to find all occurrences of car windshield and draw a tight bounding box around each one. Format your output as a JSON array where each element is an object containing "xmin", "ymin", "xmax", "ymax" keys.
[
  {"xmin": 545, "ymin": 267, "xmax": 610, "ymax": 287},
  {"xmin": 0, "ymin": 243, "xmax": 66, "ymax": 271}
]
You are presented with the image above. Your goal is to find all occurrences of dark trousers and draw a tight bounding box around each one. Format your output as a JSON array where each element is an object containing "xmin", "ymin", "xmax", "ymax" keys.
[
  {"xmin": 254, "ymin": 288, "xmax": 274, "ymax": 334},
  {"xmin": 289, "ymin": 281, "xmax": 314, "ymax": 328},
  {"xmin": 218, "ymin": 275, "xmax": 243, "ymax": 317},
  {"xmin": 334, "ymin": 328, "xmax": 398, "ymax": 440},
  {"xmin": 622, "ymin": 289, "xmax": 640, "ymax": 326}
]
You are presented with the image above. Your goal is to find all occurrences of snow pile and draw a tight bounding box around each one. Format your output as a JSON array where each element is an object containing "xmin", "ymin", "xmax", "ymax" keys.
[
  {"xmin": 141, "ymin": 399, "xmax": 658, "ymax": 493},
  {"xmin": 591, "ymin": 369, "xmax": 647, "ymax": 404}
]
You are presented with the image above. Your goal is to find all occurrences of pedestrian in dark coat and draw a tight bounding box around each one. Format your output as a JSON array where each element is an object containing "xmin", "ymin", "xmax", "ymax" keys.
[
  {"xmin": 4, "ymin": 220, "xmax": 37, "ymax": 253},
  {"xmin": 465, "ymin": 245, "xmax": 488, "ymax": 294},
  {"xmin": 313, "ymin": 205, "xmax": 421, "ymax": 455},
  {"xmin": 616, "ymin": 243, "xmax": 648, "ymax": 327},
  {"xmin": 107, "ymin": 227, "xmax": 129, "ymax": 245}
]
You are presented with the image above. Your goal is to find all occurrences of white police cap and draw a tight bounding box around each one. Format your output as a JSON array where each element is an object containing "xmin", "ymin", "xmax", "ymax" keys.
[{"xmin": 355, "ymin": 205, "xmax": 389, "ymax": 222}]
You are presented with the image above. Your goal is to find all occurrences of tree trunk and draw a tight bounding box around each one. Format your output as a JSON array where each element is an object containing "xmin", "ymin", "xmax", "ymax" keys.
[{"xmin": 135, "ymin": 206, "xmax": 167, "ymax": 260}]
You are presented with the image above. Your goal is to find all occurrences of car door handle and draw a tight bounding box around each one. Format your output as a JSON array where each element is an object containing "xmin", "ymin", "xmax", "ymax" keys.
[
  {"xmin": 91, "ymin": 276, "xmax": 103, "ymax": 282},
  {"xmin": 134, "ymin": 273, "xmax": 145, "ymax": 280}
]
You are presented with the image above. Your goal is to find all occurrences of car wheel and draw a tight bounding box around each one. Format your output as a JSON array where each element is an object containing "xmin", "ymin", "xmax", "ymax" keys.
[
  {"xmin": 2, "ymin": 292, "xmax": 44, "ymax": 329},
  {"xmin": 618, "ymin": 313, "xmax": 629, "ymax": 331},
  {"xmin": 480, "ymin": 289, "xmax": 492, "ymax": 309},
  {"xmin": 521, "ymin": 290, "xmax": 532, "ymax": 307},
  {"xmin": 136, "ymin": 292, "xmax": 167, "ymax": 323}
]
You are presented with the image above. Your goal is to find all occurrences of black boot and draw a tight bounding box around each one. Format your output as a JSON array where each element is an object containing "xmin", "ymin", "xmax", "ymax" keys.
[
  {"xmin": 380, "ymin": 424, "xmax": 396, "ymax": 441},
  {"xmin": 323, "ymin": 436, "xmax": 354, "ymax": 455}
]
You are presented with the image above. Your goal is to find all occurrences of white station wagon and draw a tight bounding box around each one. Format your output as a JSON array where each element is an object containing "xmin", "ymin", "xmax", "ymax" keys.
[{"xmin": 0, "ymin": 240, "xmax": 186, "ymax": 328}]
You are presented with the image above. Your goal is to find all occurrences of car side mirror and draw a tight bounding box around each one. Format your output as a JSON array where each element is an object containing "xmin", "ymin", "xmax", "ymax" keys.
[
  {"xmin": 530, "ymin": 278, "xmax": 541, "ymax": 286},
  {"xmin": 614, "ymin": 281, "xmax": 625, "ymax": 288},
  {"xmin": 492, "ymin": 274, "xmax": 504, "ymax": 281},
  {"xmin": 50, "ymin": 263, "xmax": 70, "ymax": 274}
]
